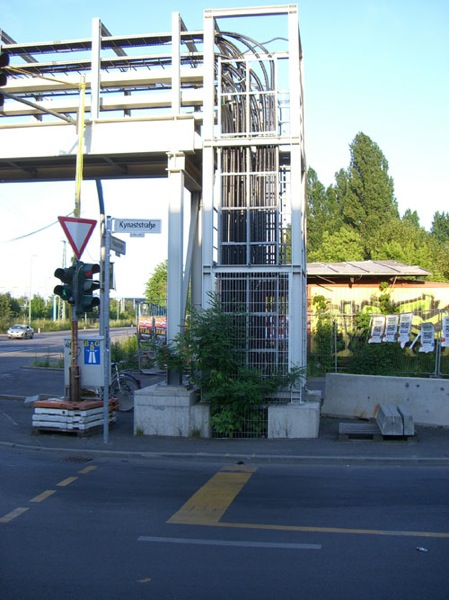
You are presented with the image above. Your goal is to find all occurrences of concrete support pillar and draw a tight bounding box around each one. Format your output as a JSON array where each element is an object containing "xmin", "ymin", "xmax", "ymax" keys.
[
  {"xmin": 201, "ymin": 10, "xmax": 216, "ymax": 306},
  {"xmin": 288, "ymin": 6, "xmax": 307, "ymax": 385},
  {"xmin": 166, "ymin": 151, "xmax": 185, "ymax": 385}
]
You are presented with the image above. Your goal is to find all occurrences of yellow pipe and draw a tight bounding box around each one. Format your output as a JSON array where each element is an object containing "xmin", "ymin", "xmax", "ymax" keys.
[{"xmin": 74, "ymin": 76, "xmax": 86, "ymax": 218}]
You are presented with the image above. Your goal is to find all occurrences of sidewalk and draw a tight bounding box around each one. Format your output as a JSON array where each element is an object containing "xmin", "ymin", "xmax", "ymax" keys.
[{"xmin": 1, "ymin": 392, "xmax": 449, "ymax": 466}]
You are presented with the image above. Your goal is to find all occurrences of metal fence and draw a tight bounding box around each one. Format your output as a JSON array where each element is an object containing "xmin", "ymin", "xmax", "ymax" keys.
[{"xmin": 307, "ymin": 308, "xmax": 449, "ymax": 378}]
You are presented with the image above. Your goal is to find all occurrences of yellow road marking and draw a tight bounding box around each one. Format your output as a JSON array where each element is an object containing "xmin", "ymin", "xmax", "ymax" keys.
[
  {"xmin": 0, "ymin": 507, "xmax": 29, "ymax": 523},
  {"xmin": 57, "ymin": 476, "xmax": 78, "ymax": 487},
  {"xmin": 79, "ymin": 465, "xmax": 96, "ymax": 474},
  {"xmin": 167, "ymin": 465, "xmax": 449, "ymax": 540},
  {"xmin": 30, "ymin": 490, "xmax": 56, "ymax": 503},
  {"xmin": 212, "ymin": 520, "xmax": 449, "ymax": 539},
  {"xmin": 168, "ymin": 467, "xmax": 256, "ymax": 525}
]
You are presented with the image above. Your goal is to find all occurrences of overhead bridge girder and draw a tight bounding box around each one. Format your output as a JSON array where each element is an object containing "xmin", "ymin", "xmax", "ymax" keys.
[
  {"xmin": 0, "ymin": 116, "xmax": 202, "ymax": 187},
  {"xmin": 0, "ymin": 153, "xmax": 201, "ymax": 188}
]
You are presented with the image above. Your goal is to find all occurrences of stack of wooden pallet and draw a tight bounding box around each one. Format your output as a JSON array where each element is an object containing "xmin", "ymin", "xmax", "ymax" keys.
[{"xmin": 32, "ymin": 398, "xmax": 119, "ymax": 436}]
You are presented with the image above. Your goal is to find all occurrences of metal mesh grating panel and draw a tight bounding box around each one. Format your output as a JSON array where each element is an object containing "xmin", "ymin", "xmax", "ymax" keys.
[
  {"xmin": 220, "ymin": 146, "xmax": 286, "ymax": 266},
  {"xmin": 216, "ymin": 272, "xmax": 289, "ymax": 375}
]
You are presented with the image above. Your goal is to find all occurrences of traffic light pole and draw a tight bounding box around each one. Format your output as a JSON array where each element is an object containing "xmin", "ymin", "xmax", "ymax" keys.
[{"xmin": 69, "ymin": 260, "xmax": 81, "ymax": 403}]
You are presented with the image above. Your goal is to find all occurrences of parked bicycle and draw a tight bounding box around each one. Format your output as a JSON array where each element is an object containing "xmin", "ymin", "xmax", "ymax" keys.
[{"xmin": 110, "ymin": 361, "xmax": 141, "ymax": 412}]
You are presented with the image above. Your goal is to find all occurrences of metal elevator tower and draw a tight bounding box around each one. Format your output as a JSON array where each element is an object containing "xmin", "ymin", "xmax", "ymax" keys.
[{"xmin": 0, "ymin": 5, "xmax": 307, "ymax": 396}]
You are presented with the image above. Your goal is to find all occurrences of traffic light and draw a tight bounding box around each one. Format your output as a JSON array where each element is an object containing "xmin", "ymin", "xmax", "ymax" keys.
[
  {"xmin": 76, "ymin": 262, "xmax": 100, "ymax": 315},
  {"xmin": 0, "ymin": 50, "xmax": 9, "ymax": 108},
  {"xmin": 54, "ymin": 266, "xmax": 76, "ymax": 304}
]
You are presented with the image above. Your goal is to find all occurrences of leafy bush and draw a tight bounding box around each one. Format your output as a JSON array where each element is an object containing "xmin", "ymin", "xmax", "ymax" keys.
[
  {"xmin": 156, "ymin": 295, "xmax": 304, "ymax": 437},
  {"xmin": 110, "ymin": 334, "xmax": 139, "ymax": 369}
]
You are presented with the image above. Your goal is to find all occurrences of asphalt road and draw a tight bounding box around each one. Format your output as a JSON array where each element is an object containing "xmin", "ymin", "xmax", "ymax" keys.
[
  {"xmin": 1, "ymin": 447, "xmax": 448, "ymax": 600},
  {"xmin": 0, "ymin": 327, "xmax": 138, "ymax": 397}
]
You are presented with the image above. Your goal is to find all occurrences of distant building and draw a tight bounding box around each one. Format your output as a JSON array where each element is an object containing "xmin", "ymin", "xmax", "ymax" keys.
[{"xmin": 307, "ymin": 260, "xmax": 449, "ymax": 316}]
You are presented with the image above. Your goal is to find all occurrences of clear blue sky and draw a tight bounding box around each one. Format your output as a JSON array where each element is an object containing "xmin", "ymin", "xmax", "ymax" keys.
[{"xmin": 1, "ymin": 0, "xmax": 448, "ymax": 299}]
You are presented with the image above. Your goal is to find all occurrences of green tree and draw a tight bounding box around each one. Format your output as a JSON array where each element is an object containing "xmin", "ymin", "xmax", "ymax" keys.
[
  {"xmin": 109, "ymin": 299, "xmax": 136, "ymax": 321},
  {"xmin": 145, "ymin": 260, "xmax": 167, "ymax": 307},
  {"xmin": 308, "ymin": 225, "xmax": 364, "ymax": 262},
  {"xmin": 306, "ymin": 167, "xmax": 341, "ymax": 254},
  {"xmin": 0, "ymin": 292, "xmax": 22, "ymax": 330},
  {"xmin": 373, "ymin": 217, "xmax": 449, "ymax": 280},
  {"xmin": 31, "ymin": 294, "xmax": 49, "ymax": 319},
  {"xmin": 402, "ymin": 208, "xmax": 420, "ymax": 228},
  {"xmin": 431, "ymin": 211, "xmax": 449, "ymax": 243},
  {"xmin": 334, "ymin": 132, "xmax": 399, "ymax": 258}
]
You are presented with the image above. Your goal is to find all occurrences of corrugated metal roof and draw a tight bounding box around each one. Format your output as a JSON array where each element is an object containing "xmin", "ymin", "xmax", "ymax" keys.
[{"xmin": 307, "ymin": 260, "xmax": 431, "ymax": 277}]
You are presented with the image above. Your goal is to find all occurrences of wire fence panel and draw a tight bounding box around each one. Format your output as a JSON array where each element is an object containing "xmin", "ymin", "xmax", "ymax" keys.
[
  {"xmin": 211, "ymin": 406, "xmax": 268, "ymax": 439},
  {"xmin": 308, "ymin": 309, "xmax": 449, "ymax": 378}
]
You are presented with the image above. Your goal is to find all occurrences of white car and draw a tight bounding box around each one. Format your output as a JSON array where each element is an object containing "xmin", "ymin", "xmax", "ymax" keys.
[{"xmin": 7, "ymin": 324, "xmax": 34, "ymax": 339}]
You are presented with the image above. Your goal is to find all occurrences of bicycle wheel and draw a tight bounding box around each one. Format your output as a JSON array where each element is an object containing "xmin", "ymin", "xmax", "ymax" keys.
[{"xmin": 111, "ymin": 374, "xmax": 141, "ymax": 412}]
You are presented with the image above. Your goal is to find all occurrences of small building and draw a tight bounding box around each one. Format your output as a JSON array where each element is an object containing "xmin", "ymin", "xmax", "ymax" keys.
[{"xmin": 307, "ymin": 260, "xmax": 449, "ymax": 317}]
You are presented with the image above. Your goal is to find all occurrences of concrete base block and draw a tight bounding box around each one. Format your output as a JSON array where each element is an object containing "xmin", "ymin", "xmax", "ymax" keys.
[
  {"xmin": 190, "ymin": 402, "xmax": 211, "ymax": 438},
  {"xmin": 135, "ymin": 385, "xmax": 321, "ymax": 439},
  {"xmin": 376, "ymin": 403, "xmax": 403, "ymax": 436},
  {"xmin": 134, "ymin": 383, "xmax": 201, "ymax": 437},
  {"xmin": 268, "ymin": 402, "xmax": 320, "ymax": 439},
  {"xmin": 397, "ymin": 404, "xmax": 415, "ymax": 436}
]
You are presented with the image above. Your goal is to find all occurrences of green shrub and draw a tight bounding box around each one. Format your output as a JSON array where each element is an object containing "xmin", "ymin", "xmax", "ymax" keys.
[
  {"xmin": 110, "ymin": 334, "xmax": 139, "ymax": 369},
  {"xmin": 156, "ymin": 294, "xmax": 304, "ymax": 437}
]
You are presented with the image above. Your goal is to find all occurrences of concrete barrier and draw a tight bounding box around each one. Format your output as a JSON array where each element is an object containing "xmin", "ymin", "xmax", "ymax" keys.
[{"xmin": 322, "ymin": 373, "xmax": 449, "ymax": 428}]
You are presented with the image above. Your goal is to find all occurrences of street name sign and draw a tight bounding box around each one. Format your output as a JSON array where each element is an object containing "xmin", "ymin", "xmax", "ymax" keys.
[
  {"xmin": 110, "ymin": 235, "xmax": 126, "ymax": 256},
  {"xmin": 113, "ymin": 218, "xmax": 162, "ymax": 235}
]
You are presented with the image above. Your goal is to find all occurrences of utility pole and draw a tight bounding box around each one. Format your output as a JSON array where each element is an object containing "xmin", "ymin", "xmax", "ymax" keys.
[{"xmin": 69, "ymin": 75, "xmax": 87, "ymax": 402}]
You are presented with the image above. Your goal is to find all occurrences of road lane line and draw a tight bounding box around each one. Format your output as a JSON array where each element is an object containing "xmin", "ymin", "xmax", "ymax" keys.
[
  {"xmin": 1, "ymin": 465, "xmax": 96, "ymax": 525},
  {"xmin": 212, "ymin": 520, "xmax": 449, "ymax": 539},
  {"xmin": 167, "ymin": 467, "xmax": 256, "ymax": 525},
  {"xmin": 0, "ymin": 507, "xmax": 29, "ymax": 523},
  {"xmin": 30, "ymin": 490, "xmax": 56, "ymax": 503},
  {"xmin": 138, "ymin": 535, "xmax": 321, "ymax": 550},
  {"xmin": 57, "ymin": 476, "xmax": 78, "ymax": 487},
  {"xmin": 78, "ymin": 465, "xmax": 96, "ymax": 474}
]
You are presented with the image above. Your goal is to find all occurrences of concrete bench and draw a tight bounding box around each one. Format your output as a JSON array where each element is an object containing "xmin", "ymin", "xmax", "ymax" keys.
[
  {"xmin": 376, "ymin": 404, "xmax": 403, "ymax": 436},
  {"xmin": 338, "ymin": 421, "xmax": 382, "ymax": 440},
  {"xmin": 375, "ymin": 403, "xmax": 415, "ymax": 437},
  {"xmin": 397, "ymin": 404, "xmax": 415, "ymax": 436}
]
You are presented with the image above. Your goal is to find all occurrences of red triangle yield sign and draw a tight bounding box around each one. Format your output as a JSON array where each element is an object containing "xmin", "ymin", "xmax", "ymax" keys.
[{"xmin": 58, "ymin": 216, "xmax": 97, "ymax": 259}]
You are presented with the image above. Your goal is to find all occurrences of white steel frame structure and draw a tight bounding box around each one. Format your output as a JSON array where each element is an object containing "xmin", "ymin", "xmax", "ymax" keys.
[{"xmin": 0, "ymin": 5, "xmax": 306, "ymax": 394}]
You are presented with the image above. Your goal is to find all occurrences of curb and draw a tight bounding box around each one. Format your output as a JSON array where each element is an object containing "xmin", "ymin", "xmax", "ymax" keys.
[{"xmin": 2, "ymin": 440, "xmax": 449, "ymax": 467}]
